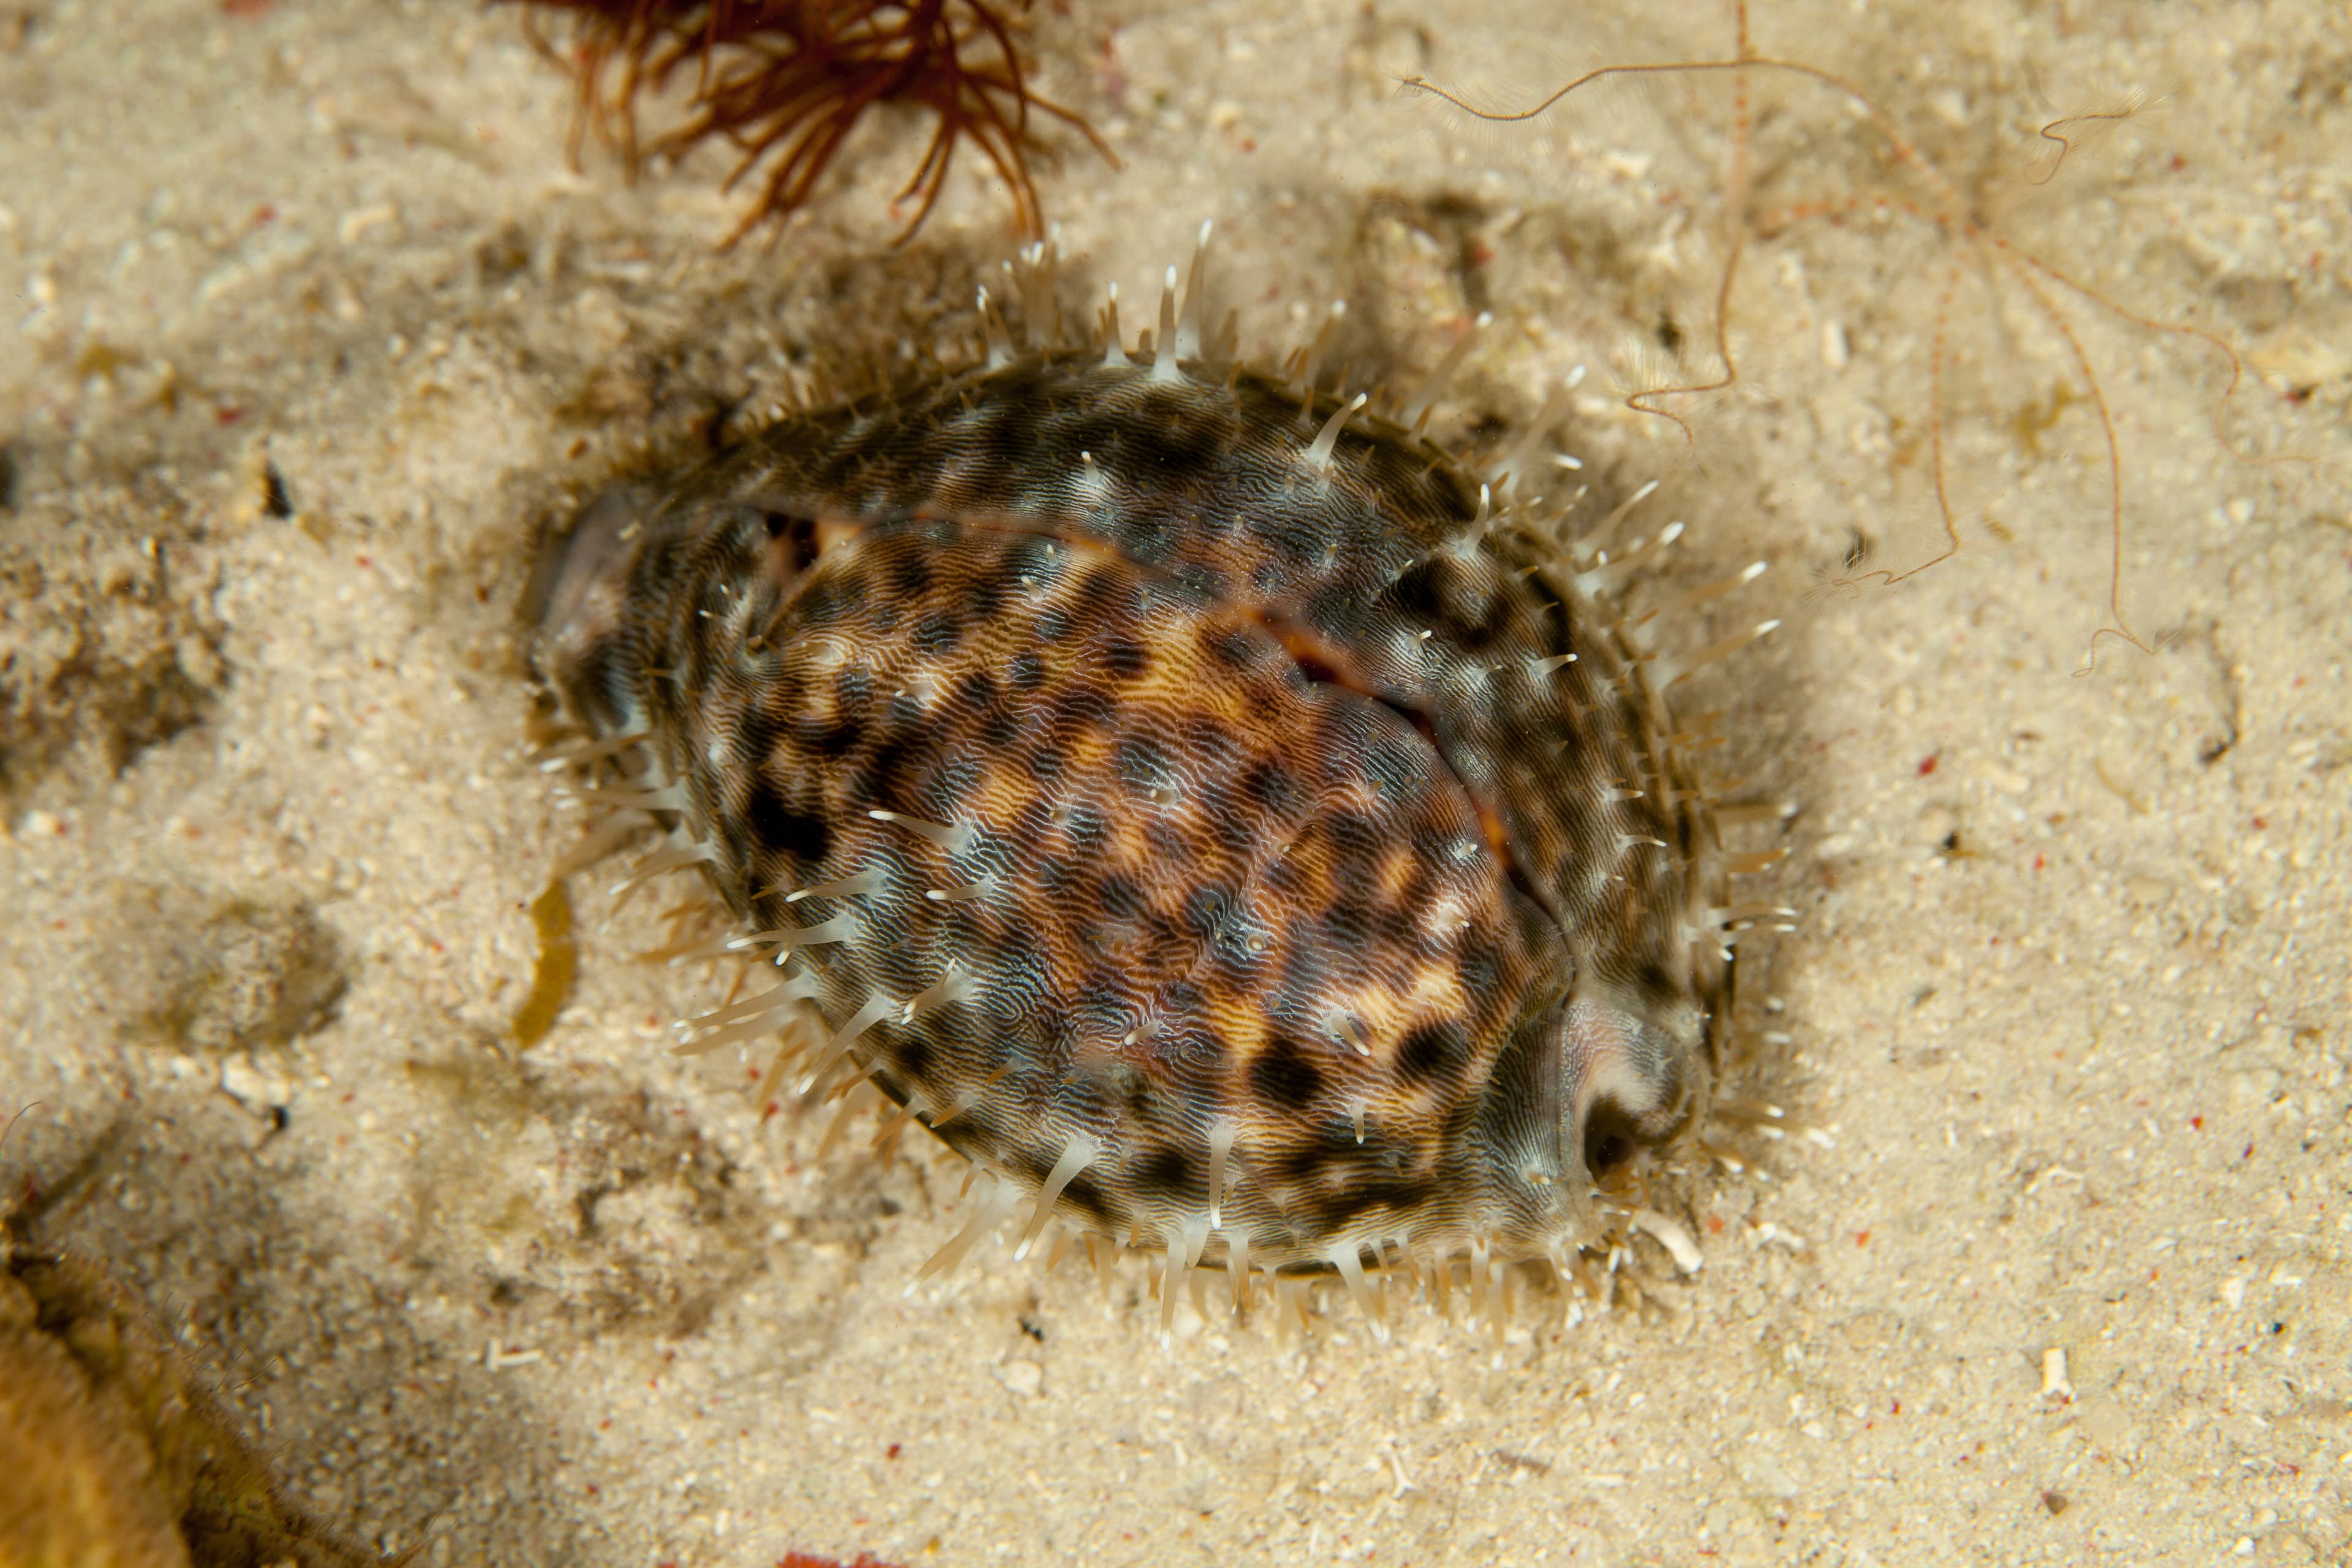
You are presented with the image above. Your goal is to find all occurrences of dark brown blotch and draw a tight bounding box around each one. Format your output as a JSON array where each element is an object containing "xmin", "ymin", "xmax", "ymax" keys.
[
  {"xmin": 1100, "ymin": 636, "xmax": 1148, "ymax": 681},
  {"xmin": 1133, "ymin": 1144, "xmax": 1196, "ymax": 1198},
  {"xmin": 744, "ymin": 772, "xmax": 831, "ymax": 865},
  {"xmin": 1248, "ymin": 1034, "xmax": 1325, "ymax": 1110},
  {"xmin": 1396, "ymin": 1020, "xmax": 1472, "ymax": 1086},
  {"xmin": 1382, "ymin": 552, "xmax": 1511, "ymax": 650}
]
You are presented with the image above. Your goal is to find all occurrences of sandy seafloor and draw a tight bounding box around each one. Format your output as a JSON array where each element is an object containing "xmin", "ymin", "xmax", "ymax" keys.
[{"xmin": 3, "ymin": 0, "xmax": 2350, "ymax": 1562}]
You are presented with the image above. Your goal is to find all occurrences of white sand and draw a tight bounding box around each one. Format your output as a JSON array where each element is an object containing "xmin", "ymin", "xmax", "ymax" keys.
[{"xmin": 3, "ymin": 0, "xmax": 2348, "ymax": 1562}]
